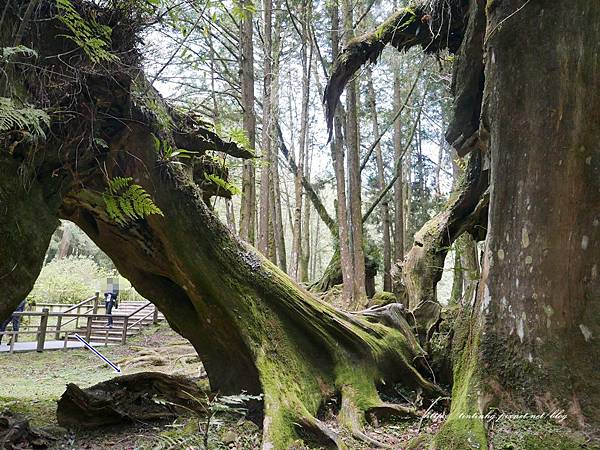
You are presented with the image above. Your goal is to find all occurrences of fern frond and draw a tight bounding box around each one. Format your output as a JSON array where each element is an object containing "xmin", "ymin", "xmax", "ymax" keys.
[
  {"xmin": 1, "ymin": 45, "xmax": 38, "ymax": 61},
  {"xmin": 107, "ymin": 176, "xmax": 133, "ymax": 193},
  {"xmin": 56, "ymin": 0, "xmax": 118, "ymax": 63},
  {"xmin": 103, "ymin": 177, "xmax": 163, "ymax": 225},
  {"xmin": 0, "ymin": 97, "xmax": 50, "ymax": 139},
  {"xmin": 204, "ymin": 173, "xmax": 241, "ymax": 196}
]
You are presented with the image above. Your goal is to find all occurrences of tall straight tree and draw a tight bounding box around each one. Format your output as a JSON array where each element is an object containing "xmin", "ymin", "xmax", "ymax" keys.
[
  {"xmin": 299, "ymin": 144, "xmax": 312, "ymax": 282},
  {"xmin": 270, "ymin": 0, "xmax": 286, "ymax": 270},
  {"xmin": 329, "ymin": 0, "xmax": 354, "ymax": 305},
  {"xmin": 257, "ymin": 0, "xmax": 273, "ymax": 255},
  {"xmin": 342, "ymin": 0, "xmax": 366, "ymax": 306},
  {"xmin": 366, "ymin": 67, "xmax": 392, "ymax": 291},
  {"xmin": 238, "ymin": 0, "xmax": 257, "ymax": 244},
  {"xmin": 291, "ymin": 0, "xmax": 312, "ymax": 280},
  {"xmin": 393, "ymin": 66, "xmax": 405, "ymax": 261}
]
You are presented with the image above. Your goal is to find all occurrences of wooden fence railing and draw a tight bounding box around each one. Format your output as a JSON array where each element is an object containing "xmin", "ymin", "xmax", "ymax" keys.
[{"xmin": 0, "ymin": 296, "xmax": 160, "ymax": 354}]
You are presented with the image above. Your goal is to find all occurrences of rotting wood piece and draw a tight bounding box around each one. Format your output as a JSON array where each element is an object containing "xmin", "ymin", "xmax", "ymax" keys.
[{"xmin": 57, "ymin": 372, "xmax": 206, "ymax": 428}]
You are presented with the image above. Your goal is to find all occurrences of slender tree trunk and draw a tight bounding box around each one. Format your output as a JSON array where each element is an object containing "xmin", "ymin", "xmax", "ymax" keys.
[
  {"xmin": 342, "ymin": 0, "xmax": 366, "ymax": 307},
  {"xmin": 299, "ymin": 146, "xmax": 312, "ymax": 282},
  {"xmin": 365, "ymin": 68, "xmax": 392, "ymax": 291},
  {"xmin": 258, "ymin": 0, "xmax": 273, "ymax": 256},
  {"xmin": 435, "ymin": 112, "xmax": 447, "ymax": 197},
  {"xmin": 270, "ymin": 0, "xmax": 286, "ymax": 270},
  {"xmin": 291, "ymin": 161, "xmax": 303, "ymax": 278},
  {"xmin": 57, "ymin": 223, "xmax": 72, "ymax": 259},
  {"xmin": 291, "ymin": 0, "xmax": 312, "ymax": 280},
  {"xmin": 225, "ymin": 199, "xmax": 236, "ymax": 233},
  {"xmin": 310, "ymin": 208, "xmax": 320, "ymax": 280},
  {"xmin": 393, "ymin": 68, "xmax": 405, "ymax": 263},
  {"xmin": 329, "ymin": 1, "xmax": 354, "ymax": 306},
  {"xmin": 271, "ymin": 156, "xmax": 286, "ymax": 271},
  {"xmin": 238, "ymin": 0, "xmax": 257, "ymax": 244}
]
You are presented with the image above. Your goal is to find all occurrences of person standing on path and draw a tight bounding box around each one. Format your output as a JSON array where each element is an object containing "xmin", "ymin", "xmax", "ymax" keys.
[
  {"xmin": 0, "ymin": 300, "xmax": 26, "ymax": 345},
  {"xmin": 104, "ymin": 278, "xmax": 119, "ymax": 328}
]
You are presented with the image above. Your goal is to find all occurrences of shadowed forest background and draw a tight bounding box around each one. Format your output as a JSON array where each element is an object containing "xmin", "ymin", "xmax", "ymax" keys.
[{"xmin": 0, "ymin": 0, "xmax": 599, "ymax": 449}]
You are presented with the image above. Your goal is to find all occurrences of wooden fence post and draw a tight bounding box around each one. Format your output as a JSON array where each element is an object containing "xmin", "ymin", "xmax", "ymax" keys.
[
  {"xmin": 55, "ymin": 313, "xmax": 63, "ymax": 340},
  {"xmin": 121, "ymin": 316, "xmax": 129, "ymax": 344},
  {"xmin": 92, "ymin": 291, "xmax": 100, "ymax": 314},
  {"xmin": 85, "ymin": 315, "xmax": 93, "ymax": 341},
  {"xmin": 152, "ymin": 305, "xmax": 158, "ymax": 324},
  {"xmin": 36, "ymin": 308, "xmax": 49, "ymax": 352}
]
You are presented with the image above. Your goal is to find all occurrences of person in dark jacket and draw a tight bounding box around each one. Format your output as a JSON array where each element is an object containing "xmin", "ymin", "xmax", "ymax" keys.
[
  {"xmin": 104, "ymin": 278, "xmax": 119, "ymax": 328},
  {"xmin": 0, "ymin": 300, "xmax": 26, "ymax": 345}
]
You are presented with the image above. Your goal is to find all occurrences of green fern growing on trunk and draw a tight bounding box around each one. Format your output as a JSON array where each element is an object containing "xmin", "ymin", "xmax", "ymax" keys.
[{"xmin": 103, "ymin": 176, "xmax": 163, "ymax": 225}]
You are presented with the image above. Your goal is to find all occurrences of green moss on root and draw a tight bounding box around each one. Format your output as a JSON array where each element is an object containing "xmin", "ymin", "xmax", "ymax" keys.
[{"xmin": 434, "ymin": 291, "xmax": 487, "ymax": 450}]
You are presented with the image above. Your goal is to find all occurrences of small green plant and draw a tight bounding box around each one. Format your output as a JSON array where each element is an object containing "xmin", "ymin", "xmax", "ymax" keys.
[
  {"xmin": 226, "ymin": 127, "xmax": 254, "ymax": 155},
  {"xmin": 1, "ymin": 45, "xmax": 38, "ymax": 61},
  {"xmin": 103, "ymin": 176, "xmax": 163, "ymax": 225},
  {"xmin": 204, "ymin": 173, "xmax": 241, "ymax": 196},
  {"xmin": 0, "ymin": 97, "xmax": 50, "ymax": 142},
  {"xmin": 231, "ymin": 1, "xmax": 257, "ymax": 23},
  {"xmin": 56, "ymin": 0, "xmax": 118, "ymax": 63},
  {"xmin": 93, "ymin": 137, "xmax": 108, "ymax": 149},
  {"xmin": 153, "ymin": 391, "xmax": 262, "ymax": 450},
  {"xmin": 160, "ymin": 143, "xmax": 198, "ymax": 163}
]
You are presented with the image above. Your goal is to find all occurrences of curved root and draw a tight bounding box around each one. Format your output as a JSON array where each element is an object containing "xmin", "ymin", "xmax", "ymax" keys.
[{"xmin": 295, "ymin": 415, "xmax": 340, "ymax": 449}]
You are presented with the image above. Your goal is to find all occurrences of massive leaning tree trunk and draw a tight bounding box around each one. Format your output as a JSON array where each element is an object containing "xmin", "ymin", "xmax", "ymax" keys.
[
  {"xmin": 0, "ymin": 1, "xmax": 443, "ymax": 448},
  {"xmin": 326, "ymin": 0, "xmax": 600, "ymax": 448},
  {"xmin": 4, "ymin": 0, "xmax": 599, "ymax": 448}
]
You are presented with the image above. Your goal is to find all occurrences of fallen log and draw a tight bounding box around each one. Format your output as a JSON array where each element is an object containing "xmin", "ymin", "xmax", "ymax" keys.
[{"xmin": 57, "ymin": 372, "xmax": 206, "ymax": 429}]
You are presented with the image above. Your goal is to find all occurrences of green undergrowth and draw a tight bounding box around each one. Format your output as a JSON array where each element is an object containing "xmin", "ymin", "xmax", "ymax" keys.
[{"xmin": 490, "ymin": 418, "xmax": 599, "ymax": 450}]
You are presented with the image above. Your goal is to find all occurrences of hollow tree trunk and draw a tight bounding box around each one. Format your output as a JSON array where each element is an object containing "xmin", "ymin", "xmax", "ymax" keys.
[{"xmin": 436, "ymin": 1, "xmax": 600, "ymax": 447}]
